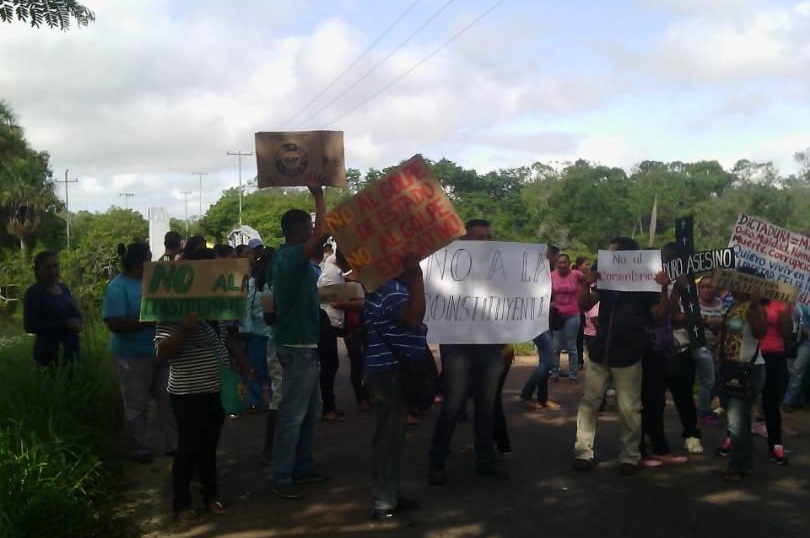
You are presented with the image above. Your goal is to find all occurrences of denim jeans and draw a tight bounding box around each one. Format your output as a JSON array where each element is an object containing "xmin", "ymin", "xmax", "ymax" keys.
[
  {"xmin": 693, "ymin": 346, "xmax": 716, "ymax": 418},
  {"xmin": 575, "ymin": 360, "xmax": 642, "ymax": 464},
  {"xmin": 271, "ymin": 346, "xmax": 322, "ymax": 485},
  {"xmin": 727, "ymin": 364, "xmax": 766, "ymax": 472},
  {"xmin": 245, "ymin": 334, "xmax": 269, "ymax": 407},
  {"xmin": 266, "ymin": 341, "xmax": 283, "ymax": 410},
  {"xmin": 521, "ymin": 331, "xmax": 554, "ymax": 403},
  {"xmin": 552, "ymin": 315, "xmax": 581, "ymax": 380},
  {"xmin": 430, "ymin": 344, "xmax": 503, "ymax": 466},
  {"xmin": 784, "ymin": 340, "xmax": 810, "ymax": 407},
  {"xmin": 366, "ymin": 370, "xmax": 407, "ymax": 511}
]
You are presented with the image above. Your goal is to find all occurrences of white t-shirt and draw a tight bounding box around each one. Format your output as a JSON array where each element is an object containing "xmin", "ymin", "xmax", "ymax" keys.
[{"xmin": 317, "ymin": 260, "xmax": 345, "ymax": 329}]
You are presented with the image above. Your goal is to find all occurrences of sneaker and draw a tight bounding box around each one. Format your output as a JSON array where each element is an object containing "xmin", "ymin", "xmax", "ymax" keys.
[
  {"xmin": 475, "ymin": 462, "xmax": 510, "ymax": 480},
  {"xmin": 684, "ymin": 437, "xmax": 704, "ymax": 455},
  {"xmin": 272, "ymin": 483, "xmax": 305, "ymax": 499},
  {"xmin": 770, "ymin": 445, "xmax": 789, "ymax": 466},
  {"xmin": 619, "ymin": 463, "xmax": 639, "ymax": 476},
  {"xmin": 427, "ymin": 464, "xmax": 447, "ymax": 485},
  {"xmin": 752, "ymin": 421, "xmax": 768, "ymax": 438},
  {"xmin": 227, "ymin": 414, "xmax": 241, "ymax": 420},
  {"xmin": 715, "ymin": 436, "xmax": 731, "ymax": 457},
  {"xmin": 573, "ymin": 458, "xmax": 594, "ymax": 471},
  {"xmin": 699, "ymin": 415, "xmax": 722, "ymax": 427},
  {"xmin": 370, "ymin": 509, "xmax": 414, "ymax": 527},
  {"xmin": 640, "ymin": 458, "xmax": 663, "ymax": 468},
  {"xmin": 652, "ymin": 453, "xmax": 688, "ymax": 464},
  {"xmin": 520, "ymin": 398, "xmax": 542, "ymax": 410},
  {"xmin": 540, "ymin": 400, "xmax": 561, "ymax": 410},
  {"xmin": 293, "ymin": 471, "xmax": 330, "ymax": 484}
]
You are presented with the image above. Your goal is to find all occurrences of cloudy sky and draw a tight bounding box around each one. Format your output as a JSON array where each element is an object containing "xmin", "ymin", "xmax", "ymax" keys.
[{"xmin": 2, "ymin": 0, "xmax": 809, "ymax": 221}]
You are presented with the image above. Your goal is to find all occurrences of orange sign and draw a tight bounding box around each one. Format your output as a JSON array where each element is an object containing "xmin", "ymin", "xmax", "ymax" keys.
[{"xmin": 326, "ymin": 155, "xmax": 464, "ymax": 290}]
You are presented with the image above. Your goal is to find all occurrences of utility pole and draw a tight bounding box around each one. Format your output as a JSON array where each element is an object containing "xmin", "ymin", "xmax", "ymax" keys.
[
  {"xmin": 55, "ymin": 169, "xmax": 78, "ymax": 250},
  {"xmin": 227, "ymin": 151, "xmax": 253, "ymax": 226},
  {"xmin": 181, "ymin": 190, "xmax": 192, "ymax": 233},
  {"xmin": 192, "ymin": 171, "xmax": 208, "ymax": 216},
  {"xmin": 119, "ymin": 192, "xmax": 135, "ymax": 209}
]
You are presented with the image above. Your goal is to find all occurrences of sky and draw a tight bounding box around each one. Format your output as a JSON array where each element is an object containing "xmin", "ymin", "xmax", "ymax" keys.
[{"xmin": 2, "ymin": 0, "xmax": 809, "ymax": 222}]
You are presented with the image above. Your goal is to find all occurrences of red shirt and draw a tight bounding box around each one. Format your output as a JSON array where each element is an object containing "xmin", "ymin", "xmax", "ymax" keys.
[{"xmin": 759, "ymin": 300, "xmax": 786, "ymax": 354}]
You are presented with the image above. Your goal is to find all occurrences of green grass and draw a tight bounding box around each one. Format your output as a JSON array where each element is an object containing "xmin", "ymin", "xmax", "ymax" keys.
[{"xmin": 0, "ymin": 323, "xmax": 136, "ymax": 538}]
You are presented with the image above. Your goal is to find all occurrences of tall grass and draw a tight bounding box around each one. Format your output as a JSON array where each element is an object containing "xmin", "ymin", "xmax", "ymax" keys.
[{"xmin": 0, "ymin": 322, "xmax": 134, "ymax": 538}]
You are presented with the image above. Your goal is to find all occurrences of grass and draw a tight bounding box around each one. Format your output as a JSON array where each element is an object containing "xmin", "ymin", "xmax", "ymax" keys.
[{"xmin": 0, "ymin": 322, "xmax": 137, "ymax": 538}]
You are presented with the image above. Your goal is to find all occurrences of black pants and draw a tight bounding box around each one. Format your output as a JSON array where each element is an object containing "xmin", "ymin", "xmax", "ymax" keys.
[
  {"xmin": 170, "ymin": 392, "xmax": 225, "ymax": 513},
  {"xmin": 641, "ymin": 349, "xmax": 700, "ymax": 456},
  {"xmin": 318, "ymin": 310, "xmax": 340, "ymax": 414},
  {"xmin": 493, "ymin": 360, "xmax": 511, "ymax": 452},
  {"xmin": 344, "ymin": 327, "xmax": 369, "ymax": 404},
  {"xmin": 762, "ymin": 353, "xmax": 788, "ymax": 448},
  {"xmin": 576, "ymin": 313, "xmax": 586, "ymax": 367}
]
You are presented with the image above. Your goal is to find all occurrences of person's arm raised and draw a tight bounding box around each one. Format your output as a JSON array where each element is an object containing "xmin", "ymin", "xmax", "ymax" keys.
[{"xmin": 303, "ymin": 173, "xmax": 328, "ymax": 260}]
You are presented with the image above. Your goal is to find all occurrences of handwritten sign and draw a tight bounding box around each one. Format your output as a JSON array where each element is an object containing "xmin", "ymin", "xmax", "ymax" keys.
[
  {"xmin": 326, "ymin": 155, "xmax": 465, "ymax": 291},
  {"xmin": 663, "ymin": 248, "xmax": 736, "ymax": 281},
  {"xmin": 318, "ymin": 282, "xmax": 365, "ymax": 304},
  {"xmin": 597, "ymin": 249, "xmax": 662, "ymax": 293},
  {"xmin": 255, "ymin": 131, "xmax": 345, "ymax": 188},
  {"xmin": 140, "ymin": 259, "xmax": 250, "ymax": 321},
  {"xmin": 421, "ymin": 241, "xmax": 551, "ymax": 344},
  {"xmin": 711, "ymin": 269, "xmax": 800, "ymax": 303},
  {"xmin": 728, "ymin": 214, "xmax": 810, "ymax": 305},
  {"xmin": 673, "ymin": 216, "xmax": 706, "ymax": 348}
]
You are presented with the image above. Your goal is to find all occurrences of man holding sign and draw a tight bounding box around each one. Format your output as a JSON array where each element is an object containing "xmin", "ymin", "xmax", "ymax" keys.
[{"xmin": 574, "ymin": 237, "xmax": 671, "ymax": 475}]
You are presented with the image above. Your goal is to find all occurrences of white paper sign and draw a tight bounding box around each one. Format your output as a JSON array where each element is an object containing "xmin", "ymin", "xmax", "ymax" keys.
[
  {"xmin": 597, "ymin": 249, "xmax": 662, "ymax": 293},
  {"xmin": 421, "ymin": 241, "xmax": 551, "ymax": 344},
  {"xmin": 148, "ymin": 207, "xmax": 170, "ymax": 262}
]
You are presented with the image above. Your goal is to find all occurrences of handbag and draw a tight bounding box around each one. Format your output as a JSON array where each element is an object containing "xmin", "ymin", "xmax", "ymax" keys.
[
  {"xmin": 717, "ymin": 307, "xmax": 760, "ymax": 399},
  {"xmin": 203, "ymin": 323, "xmax": 247, "ymax": 415},
  {"xmin": 372, "ymin": 327, "xmax": 438, "ymax": 411}
]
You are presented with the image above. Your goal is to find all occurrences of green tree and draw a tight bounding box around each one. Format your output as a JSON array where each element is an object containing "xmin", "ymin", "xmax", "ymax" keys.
[{"xmin": 0, "ymin": 0, "xmax": 94, "ymax": 30}]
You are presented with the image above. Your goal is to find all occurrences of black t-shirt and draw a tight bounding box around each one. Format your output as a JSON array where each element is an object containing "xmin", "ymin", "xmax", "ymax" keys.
[{"xmin": 589, "ymin": 289, "xmax": 659, "ymax": 367}]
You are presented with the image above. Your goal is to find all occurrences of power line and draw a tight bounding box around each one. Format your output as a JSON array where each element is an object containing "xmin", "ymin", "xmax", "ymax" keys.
[
  {"xmin": 55, "ymin": 169, "xmax": 78, "ymax": 250},
  {"xmin": 192, "ymin": 171, "xmax": 208, "ymax": 215},
  {"xmin": 326, "ymin": 0, "xmax": 508, "ymax": 127},
  {"xmin": 291, "ymin": 0, "xmax": 459, "ymax": 129},
  {"xmin": 278, "ymin": 0, "xmax": 424, "ymax": 129}
]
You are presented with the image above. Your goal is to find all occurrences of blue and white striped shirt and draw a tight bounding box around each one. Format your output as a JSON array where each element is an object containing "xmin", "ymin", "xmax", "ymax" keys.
[{"xmin": 364, "ymin": 279, "xmax": 427, "ymax": 373}]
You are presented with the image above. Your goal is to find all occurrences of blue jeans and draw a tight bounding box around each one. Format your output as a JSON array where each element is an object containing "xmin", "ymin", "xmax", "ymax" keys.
[
  {"xmin": 726, "ymin": 364, "xmax": 766, "ymax": 472},
  {"xmin": 693, "ymin": 347, "xmax": 716, "ymax": 418},
  {"xmin": 552, "ymin": 315, "xmax": 581, "ymax": 380},
  {"xmin": 430, "ymin": 344, "xmax": 503, "ymax": 466},
  {"xmin": 521, "ymin": 331, "xmax": 554, "ymax": 403},
  {"xmin": 784, "ymin": 340, "xmax": 810, "ymax": 407},
  {"xmin": 366, "ymin": 370, "xmax": 407, "ymax": 511},
  {"xmin": 245, "ymin": 334, "xmax": 269, "ymax": 407},
  {"xmin": 271, "ymin": 346, "xmax": 322, "ymax": 485}
]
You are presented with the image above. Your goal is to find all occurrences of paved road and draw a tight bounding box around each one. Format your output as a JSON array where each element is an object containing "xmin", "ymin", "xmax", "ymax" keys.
[{"xmin": 127, "ymin": 355, "xmax": 810, "ymax": 538}]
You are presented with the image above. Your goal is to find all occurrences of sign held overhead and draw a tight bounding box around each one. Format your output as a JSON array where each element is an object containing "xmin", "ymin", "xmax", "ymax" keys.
[{"xmin": 255, "ymin": 131, "xmax": 346, "ymax": 188}]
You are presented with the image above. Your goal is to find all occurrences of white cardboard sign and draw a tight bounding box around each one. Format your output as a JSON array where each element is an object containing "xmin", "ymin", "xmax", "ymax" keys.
[{"xmin": 597, "ymin": 249, "xmax": 662, "ymax": 293}]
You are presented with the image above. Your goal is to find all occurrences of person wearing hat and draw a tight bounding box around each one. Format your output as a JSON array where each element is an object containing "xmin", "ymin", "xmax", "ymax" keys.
[{"xmin": 248, "ymin": 238, "xmax": 263, "ymax": 251}]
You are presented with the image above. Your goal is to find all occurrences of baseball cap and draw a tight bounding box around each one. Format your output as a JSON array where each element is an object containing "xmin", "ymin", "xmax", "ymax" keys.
[{"xmin": 247, "ymin": 238, "xmax": 263, "ymax": 249}]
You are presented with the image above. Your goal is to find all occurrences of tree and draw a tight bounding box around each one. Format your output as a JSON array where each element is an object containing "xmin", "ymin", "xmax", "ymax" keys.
[{"xmin": 0, "ymin": 0, "xmax": 94, "ymax": 30}]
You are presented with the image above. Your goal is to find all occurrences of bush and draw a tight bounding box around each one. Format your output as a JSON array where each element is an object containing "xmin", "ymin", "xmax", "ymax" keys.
[{"xmin": 0, "ymin": 322, "xmax": 133, "ymax": 538}]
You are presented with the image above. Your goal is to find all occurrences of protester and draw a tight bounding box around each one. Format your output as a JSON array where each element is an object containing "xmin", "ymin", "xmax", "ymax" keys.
[
  {"xmin": 429, "ymin": 219, "xmax": 509, "ymax": 484},
  {"xmin": 238, "ymin": 249, "xmax": 272, "ymax": 413},
  {"xmin": 214, "ymin": 244, "xmax": 235, "ymax": 259},
  {"xmin": 183, "ymin": 236, "xmax": 206, "ymax": 257},
  {"xmin": 23, "ymin": 251, "xmax": 82, "ymax": 366},
  {"xmin": 343, "ymin": 269, "xmax": 370, "ymax": 409},
  {"xmin": 494, "ymin": 344, "xmax": 515, "ymax": 458},
  {"xmin": 103, "ymin": 242, "xmax": 176, "ymax": 464},
  {"xmin": 364, "ymin": 252, "xmax": 426, "ymax": 525},
  {"xmin": 267, "ymin": 174, "xmax": 330, "ymax": 499},
  {"xmin": 696, "ymin": 275, "xmax": 727, "ymax": 425},
  {"xmin": 520, "ymin": 245, "xmax": 560, "ymax": 409},
  {"xmin": 550, "ymin": 253, "xmax": 585, "ymax": 383},
  {"xmin": 757, "ymin": 297, "xmax": 794, "ymax": 465},
  {"xmin": 161, "ymin": 231, "xmax": 183, "ymax": 261},
  {"xmin": 317, "ymin": 249, "xmax": 363, "ymax": 421},
  {"xmin": 155, "ymin": 247, "xmax": 253, "ymax": 523},
  {"xmin": 714, "ymin": 268, "xmax": 767, "ymax": 482},
  {"xmin": 783, "ymin": 303, "xmax": 810, "ymax": 411},
  {"xmin": 573, "ymin": 237, "xmax": 668, "ymax": 475},
  {"xmin": 575, "ymin": 256, "xmax": 591, "ymax": 371}
]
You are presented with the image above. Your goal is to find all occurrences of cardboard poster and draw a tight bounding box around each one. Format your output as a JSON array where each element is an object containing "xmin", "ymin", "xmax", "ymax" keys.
[
  {"xmin": 421, "ymin": 241, "xmax": 552, "ymax": 344},
  {"xmin": 326, "ymin": 155, "xmax": 465, "ymax": 291},
  {"xmin": 318, "ymin": 282, "xmax": 365, "ymax": 304},
  {"xmin": 596, "ymin": 249, "xmax": 662, "ymax": 293},
  {"xmin": 255, "ymin": 131, "xmax": 345, "ymax": 188},
  {"xmin": 711, "ymin": 269, "xmax": 800, "ymax": 304},
  {"xmin": 728, "ymin": 214, "xmax": 810, "ymax": 305},
  {"xmin": 140, "ymin": 259, "xmax": 250, "ymax": 321}
]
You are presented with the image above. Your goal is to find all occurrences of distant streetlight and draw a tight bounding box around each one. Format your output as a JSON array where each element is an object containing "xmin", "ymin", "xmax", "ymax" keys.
[{"xmin": 119, "ymin": 192, "xmax": 135, "ymax": 209}]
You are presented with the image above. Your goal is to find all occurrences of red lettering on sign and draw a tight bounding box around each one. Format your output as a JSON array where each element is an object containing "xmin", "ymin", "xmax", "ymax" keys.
[{"xmin": 356, "ymin": 219, "xmax": 375, "ymax": 241}]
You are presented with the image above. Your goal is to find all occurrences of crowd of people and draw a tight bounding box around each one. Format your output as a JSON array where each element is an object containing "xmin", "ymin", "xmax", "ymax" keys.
[{"xmin": 20, "ymin": 177, "xmax": 810, "ymax": 526}]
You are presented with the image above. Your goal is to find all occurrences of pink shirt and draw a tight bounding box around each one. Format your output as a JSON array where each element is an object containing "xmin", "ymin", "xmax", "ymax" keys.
[
  {"xmin": 552, "ymin": 269, "xmax": 584, "ymax": 317},
  {"xmin": 584, "ymin": 302, "xmax": 599, "ymax": 337},
  {"xmin": 759, "ymin": 300, "xmax": 786, "ymax": 354}
]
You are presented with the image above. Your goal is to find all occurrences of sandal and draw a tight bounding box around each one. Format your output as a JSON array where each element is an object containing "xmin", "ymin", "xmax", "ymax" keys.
[
  {"xmin": 175, "ymin": 509, "xmax": 207, "ymax": 524},
  {"xmin": 322, "ymin": 411, "xmax": 345, "ymax": 422},
  {"xmin": 206, "ymin": 500, "xmax": 232, "ymax": 516},
  {"xmin": 520, "ymin": 399, "xmax": 542, "ymax": 410}
]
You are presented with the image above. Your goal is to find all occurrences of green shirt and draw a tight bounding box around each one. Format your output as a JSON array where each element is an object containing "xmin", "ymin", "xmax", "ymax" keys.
[{"xmin": 267, "ymin": 243, "xmax": 320, "ymax": 346}]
